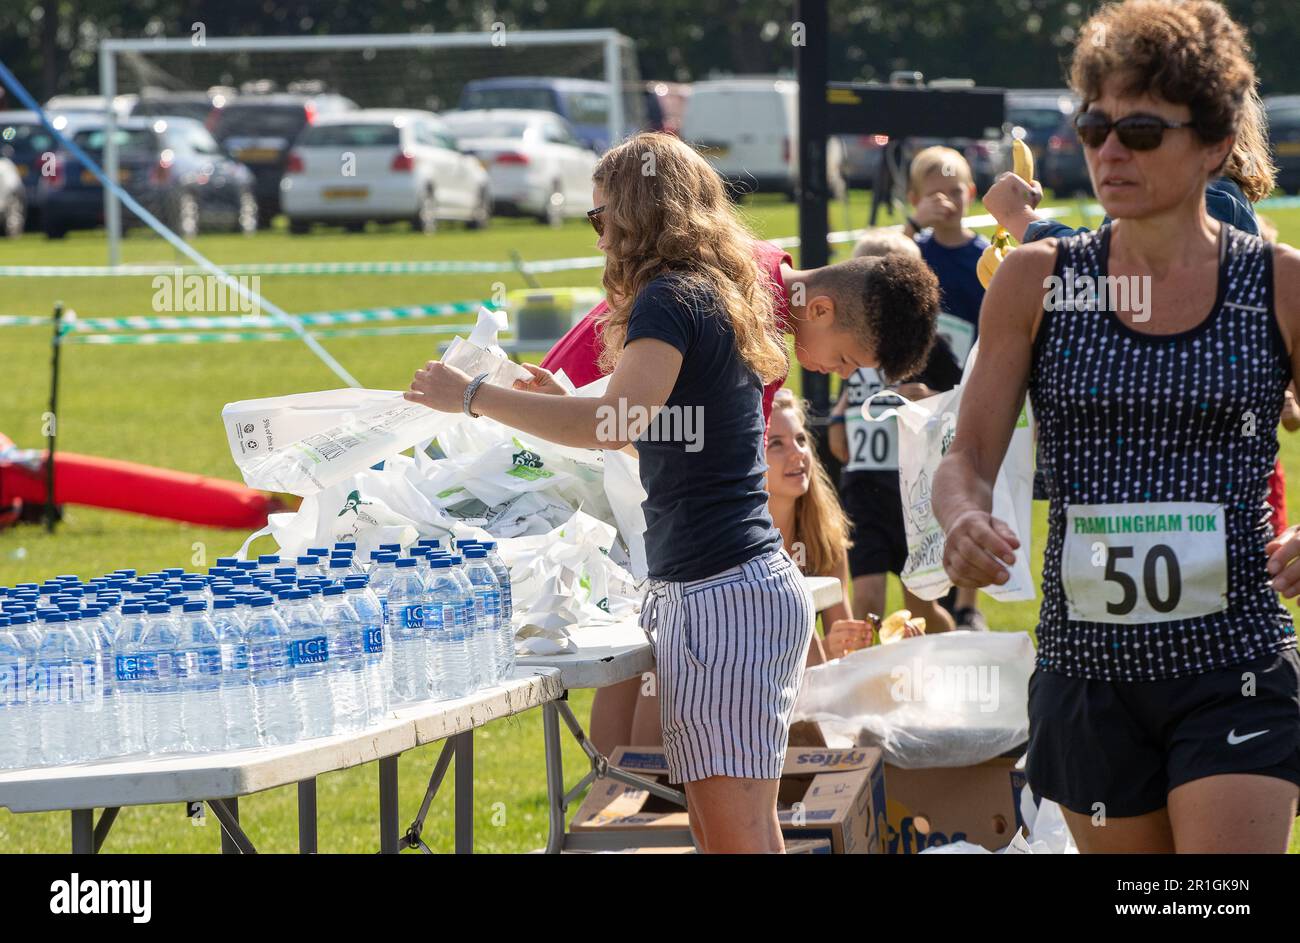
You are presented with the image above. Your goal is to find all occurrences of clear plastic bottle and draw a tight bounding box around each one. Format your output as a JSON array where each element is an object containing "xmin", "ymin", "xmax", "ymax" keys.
[
  {"xmin": 112, "ymin": 602, "xmax": 149, "ymax": 755},
  {"xmin": 386, "ymin": 558, "xmax": 430, "ymax": 704},
  {"xmin": 461, "ymin": 548, "xmax": 504, "ymax": 686},
  {"xmin": 423, "ymin": 558, "xmax": 474, "ymax": 700},
  {"xmin": 343, "ymin": 575, "xmax": 388, "ymax": 724},
  {"xmin": 475, "ymin": 541, "xmax": 516, "ymax": 679},
  {"xmin": 318, "ymin": 585, "xmax": 368, "ymax": 733},
  {"xmin": 0, "ymin": 617, "xmax": 30, "ymax": 768},
  {"xmin": 443, "ymin": 555, "xmax": 487, "ymax": 691},
  {"xmin": 136, "ymin": 603, "xmax": 186, "ymax": 756},
  {"xmin": 211, "ymin": 598, "xmax": 259, "ymax": 750},
  {"xmin": 85, "ymin": 603, "xmax": 125, "ymax": 759},
  {"xmin": 280, "ymin": 589, "xmax": 335, "ymax": 739},
  {"xmin": 176, "ymin": 600, "xmax": 226, "ymax": 752},
  {"xmin": 245, "ymin": 594, "xmax": 301, "ymax": 746}
]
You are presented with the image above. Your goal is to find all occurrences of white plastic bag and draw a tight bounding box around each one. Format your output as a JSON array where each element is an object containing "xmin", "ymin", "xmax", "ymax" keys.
[
  {"xmin": 864, "ymin": 341, "xmax": 1036, "ymax": 602},
  {"xmin": 791, "ymin": 630, "xmax": 1035, "ymax": 768}
]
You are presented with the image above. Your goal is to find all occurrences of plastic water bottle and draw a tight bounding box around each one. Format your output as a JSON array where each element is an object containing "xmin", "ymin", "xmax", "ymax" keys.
[
  {"xmin": 0, "ymin": 618, "xmax": 29, "ymax": 768},
  {"xmin": 476, "ymin": 541, "xmax": 516, "ymax": 679},
  {"xmin": 136, "ymin": 603, "xmax": 185, "ymax": 755},
  {"xmin": 368, "ymin": 553, "xmax": 399, "ymax": 624},
  {"xmin": 423, "ymin": 558, "xmax": 474, "ymax": 700},
  {"xmin": 175, "ymin": 601, "xmax": 225, "ymax": 752},
  {"xmin": 461, "ymin": 548, "xmax": 504, "ymax": 685},
  {"xmin": 443, "ymin": 556, "xmax": 487, "ymax": 690},
  {"xmin": 386, "ymin": 558, "xmax": 430, "ymax": 704},
  {"xmin": 65, "ymin": 609, "xmax": 105, "ymax": 759},
  {"xmin": 211, "ymin": 598, "xmax": 259, "ymax": 750},
  {"xmin": 86, "ymin": 604, "xmax": 125, "ymax": 759},
  {"xmin": 296, "ymin": 555, "xmax": 325, "ymax": 581},
  {"xmin": 280, "ymin": 589, "xmax": 335, "ymax": 739},
  {"xmin": 245, "ymin": 595, "xmax": 300, "ymax": 745},
  {"xmin": 318, "ymin": 585, "xmax": 368, "ymax": 733},
  {"xmin": 113, "ymin": 603, "xmax": 149, "ymax": 754},
  {"xmin": 343, "ymin": 575, "xmax": 389, "ymax": 724}
]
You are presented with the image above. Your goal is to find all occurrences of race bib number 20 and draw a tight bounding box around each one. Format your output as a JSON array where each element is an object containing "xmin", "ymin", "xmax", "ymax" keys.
[{"xmin": 1062, "ymin": 502, "xmax": 1227, "ymax": 624}]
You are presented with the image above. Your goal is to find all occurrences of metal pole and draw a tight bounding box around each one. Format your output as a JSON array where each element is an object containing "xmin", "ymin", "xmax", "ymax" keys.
[
  {"xmin": 542, "ymin": 702, "xmax": 567, "ymax": 854},
  {"xmin": 99, "ymin": 48, "xmax": 120, "ymax": 267},
  {"xmin": 70, "ymin": 809, "xmax": 95, "ymax": 854},
  {"xmin": 795, "ymin": 0, "xmax": 832, "ymax": 421},
  {"xmin": 454, "ymin": 732, "xmax": 473, "ymax": 854},
  {"xmin": 218, "ymin": 796, "xmax": 240, "ymax": 854},
  {"xmin": 297, "ymin": 779, "xmax": 317, "ymax": 854},
  {"xmin": 45, "ymin": 302, "xmax": 62, "ymax": 533},
  {"xmin": 604, "ymin": 35, "xmax": 624, "ymax": 150},
  {"xmin": 379, "ymin": 755, "xmax": 400, "ymax": 854}
]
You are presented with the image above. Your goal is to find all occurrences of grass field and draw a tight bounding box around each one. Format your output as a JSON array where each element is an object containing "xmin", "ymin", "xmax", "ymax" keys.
[{"xmin": 3, "ymin": 189, "xmax": 1300, "ymax": 852}]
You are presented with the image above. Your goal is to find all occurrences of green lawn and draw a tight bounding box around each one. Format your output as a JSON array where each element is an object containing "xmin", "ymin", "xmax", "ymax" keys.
[{"xmin": 1, "ymin": 189, "xmax": 1298, "ymax": 851}]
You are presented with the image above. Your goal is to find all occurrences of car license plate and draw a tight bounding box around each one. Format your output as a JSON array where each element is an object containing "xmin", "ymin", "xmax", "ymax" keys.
[
  {"xmin": 235, "ymin": 148, "xmax": 282, "ymax": 164},
  {"xmin": 322, "ymin": 187, "xmax": 369, "ymax": 200},
  {"xmin": 1277, "ymin": 141, "xmax": 1300, "ymax": 156},
  {"xmin": 80, "ymin": 169, "xmax": 130, "ymax": 185}
]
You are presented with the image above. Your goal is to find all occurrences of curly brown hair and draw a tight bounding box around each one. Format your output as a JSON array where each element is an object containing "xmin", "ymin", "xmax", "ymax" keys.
[
  {"xmin": 1070, "ymin": 0, "xmax": 1258, "ymax": 177},
  {"xmin": 591, "ymin": 133, "xmax": 788, "ymax": 384}
]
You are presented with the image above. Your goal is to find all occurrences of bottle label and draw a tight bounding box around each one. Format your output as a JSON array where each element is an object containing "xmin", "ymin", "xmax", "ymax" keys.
[
  {"xmin": 363, "ymin": 625, "xmax": 384, "ymax": 654},
  {"xmin": 0, "ymin": 662, "xmax": 24, "ymax": 706},
  {"xmin": 196, "ymin": 646, "xmax": 223, "ymax": 676},
  {"xmin": 290, "ymin": 636, "xmax": 329, "ymax": 665},
  {"xmin": 225, "ymin": 643, "xmax": 250, "ymax": 672},
  {"xmin": 115, "ymin": 652, "xmax": 159, "ymax": 682},
  {"xmin": 398, "ymin": 604, "xmax": 424, "ymax": 631},
  {"xmin": 249, "ymin": 640, "xmax": 285, "ymax": 675}
]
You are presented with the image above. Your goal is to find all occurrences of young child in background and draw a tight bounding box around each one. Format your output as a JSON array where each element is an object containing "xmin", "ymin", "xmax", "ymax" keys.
[
  {"xmin": 830, "ymin": 229, "xmax": 957, "ymax": 636},
  {"xmin": 900, "ymin": 146, "xmax": 990, "ymax": 630}
]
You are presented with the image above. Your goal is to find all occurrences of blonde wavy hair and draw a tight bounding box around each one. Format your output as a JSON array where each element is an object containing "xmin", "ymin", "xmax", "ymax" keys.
[
  {"xmin": 1224, "ymin": 86, "xmax": 1276, "ymax": 203},
  {"xmin": 592, "ymin": 132, "xmax": 788, "ymax": 382},
  {"xmin": 771, "ymin": 388, "xmax": 852, "ymax": 578}
]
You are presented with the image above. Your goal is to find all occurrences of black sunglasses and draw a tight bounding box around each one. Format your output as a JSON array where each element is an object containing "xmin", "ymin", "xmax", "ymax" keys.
[
  {"xmin": 1074, "ymin": 110, "xmax": 1195, "ymax": 151},
  {"xmin": 587, "ymin": 204, "xmax": 605, "ymax": 236}
]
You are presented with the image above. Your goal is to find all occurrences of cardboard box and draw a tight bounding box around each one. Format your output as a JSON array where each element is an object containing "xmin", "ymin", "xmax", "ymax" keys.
[
  {"xmin": 883, "ymin": 754, "xmax": 1029, "ymax": 854},
  {"xmin": 571, "ymin": 746, "xmax": 886, "ymax": 854}
]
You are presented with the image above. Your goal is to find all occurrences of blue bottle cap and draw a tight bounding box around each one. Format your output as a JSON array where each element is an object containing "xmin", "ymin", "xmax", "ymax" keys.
[
  {"xmin": 250, "ymin": 596, "xmax": 274, "ymax": 609},
  {"xmin": 121, "ymin": 603, "xmax": 145, "ymax": 615},
  {"xmin": 328, "ymin": 558, "xmax": 352, "ymax": 569},
  {"xmin": 213, "ymin": 598, "xmax": 236, "ymax": 610},
  {"xmin": 395, "ymin": 558, "xmax": 417, "ymax": 568},
  {"xmin": 183, "ymin": 601, "xmax": 208, "ymax": 613},
  {"xmin": 307, "ymin": 547, "xmax": 329, "ymax": 556},
  {"xmin": 323, "ymin": 585, "xmax": 345, "ymax": 597},
  {"xmin": 280, "ymin": 589, "xmax": 309, "ymax": 600},
  {"xmin": 258, "ymin": 554, "xmax": 280, "ymax": 564},
  {"xmin": 429, "ymin": 558, "xmax": 452, "ymax": 570}
]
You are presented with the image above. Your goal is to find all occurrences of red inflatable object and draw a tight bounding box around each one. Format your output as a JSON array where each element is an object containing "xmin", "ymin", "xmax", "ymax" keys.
[{"xmin": 0, "ymin": 435, "xmax": 288, "ymax": 530}]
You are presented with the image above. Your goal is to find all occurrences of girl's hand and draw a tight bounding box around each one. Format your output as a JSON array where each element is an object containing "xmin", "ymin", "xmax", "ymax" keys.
[
  {"xmin": 942, "ymin": 509, "xmax": 1019, "ymax": 588},
  {"xmin": 825, "ymin": 618, "xmax": 874, "ymax": 659},
  {"xmin": 404, "ymin": 360, "xmax": 474, "ymax": 413},
  {"xmin": 1266, "ymin": 524, "xmax": 1300, "ymax": 598},
  {"xmin": 513, "ymin": 362, "xmax": 569, "ymax": 396}
]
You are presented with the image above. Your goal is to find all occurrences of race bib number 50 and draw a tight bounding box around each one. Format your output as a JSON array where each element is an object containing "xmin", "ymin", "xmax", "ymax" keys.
[{"xmin": 1062, "ymin": 502, "xmax": 1227, "ymax": 624}]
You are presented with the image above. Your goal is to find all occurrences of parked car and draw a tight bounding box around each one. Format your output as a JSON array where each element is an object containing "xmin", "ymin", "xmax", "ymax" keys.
[
  {"xmin": 458, "ymin": 77, "xmax": 645, "ymax": 152},
  {"xmin": 43, "ymin": 94, "xmax": 138, "ymax": 121},
  {"xmin": 210, "ymin": 92, "xmax": 357, "ymax": 223},
  {"xmin": 681, "ymin": 78, "xmax": 845, "ymax": 200},
  {"xmin": 280, "ymin": 110, "xmax": 490, "ymax": 234},
  {"xmin": 1006, "ymin": 90, "xmax": 1086, "ymax": 196},
  {"xmin": 643, "ymin": 81, "xmax": 691, "ymax": 135},
  {"xmin": 1266, "ymin": 95, "xmax": 1300, "ymax": 194},
  {"xmin": 839, "ymin": 133, "xmax": 890, "ymax": 188},
  {"xmin": 131, "ymin": 88, "xmax": 232, "ymax": 125},
  {"xmin": 41, "ymin": 117, "xmax": 258, "ymax": 239},
  {"xmin": 441, "ymin": 109, "xmax": 596, "ymax": 225},
  {"xmin": 0, "ymin": 157, "xmax": 25, "ymax": 237},
  {"xmin": 0, "ymin": 110, "xmax": 88, "ymax": 229}
]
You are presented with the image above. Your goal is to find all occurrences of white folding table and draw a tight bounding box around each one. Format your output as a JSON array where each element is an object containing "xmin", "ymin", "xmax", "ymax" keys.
[
  {"xmin": 0, "ymin": 666, "xmax": 562, "ymax": 854},
  {"xmin": 519, "ymin": 574, "xmax": 842, "ymax": 852}
]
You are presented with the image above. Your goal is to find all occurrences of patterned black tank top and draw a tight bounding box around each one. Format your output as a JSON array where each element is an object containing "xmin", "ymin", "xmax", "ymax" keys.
[{"xmin": 1030, "ymin": 225, "xmax": 1295, "ymax": 681}]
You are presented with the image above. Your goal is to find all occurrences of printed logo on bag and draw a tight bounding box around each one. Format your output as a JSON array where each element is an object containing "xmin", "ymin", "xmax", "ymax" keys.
[{"xmin": 338, "ymin": 490, "xmax": 374, "ymax": 517}]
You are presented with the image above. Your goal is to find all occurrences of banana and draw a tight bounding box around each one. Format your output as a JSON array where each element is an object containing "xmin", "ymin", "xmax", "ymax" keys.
[
  {"xmin": 977, "ymin": 139, "xmax": 1038, "ymax": 289},
  {"xmin": 1012, "ymin": 137, "xmax": 1035, "ymax": 183},
  {"xmin": 879, "ymin": 609, "xmax": 912, "ymax": 645}
]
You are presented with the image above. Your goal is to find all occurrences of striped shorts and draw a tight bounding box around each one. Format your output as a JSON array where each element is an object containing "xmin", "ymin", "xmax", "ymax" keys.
[{"xmin": 639, "ymin": 547, "xmax": 815, "ymax": 784}]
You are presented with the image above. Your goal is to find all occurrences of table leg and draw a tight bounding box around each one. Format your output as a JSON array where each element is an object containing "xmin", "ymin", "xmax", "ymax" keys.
[
  {"xmin": 454, "ymin": 731, "xmax": 473, "ymax": 854},
  {"xmin": 219, "ymin": 797, "xmax": 240, "ymax": 854},
  {"xmin": 379, "ymin": 754, "xmax": 400, "ymax": 854},
  {"xmin": 297, "ymin": 779, "xmax": 317, "ymax": 854},
  {"xmin": 542, "ymin": 701, "xmax": 566, "ymax": 854},
  {"xmin": 94, "ymin": 807, "xmax": 120, "ymax": 853},
  {"xmin": 70, "ymin": 809, "xmax": 95, "ymax": 854}
]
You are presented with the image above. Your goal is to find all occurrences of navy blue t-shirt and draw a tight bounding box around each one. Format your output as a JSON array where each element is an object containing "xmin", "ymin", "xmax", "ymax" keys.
[
  {"xmin": 624, "ymin": 274, "xmax": 783, "ymax": 581},
  {"xmin": 915, "ymin": 230, "xmax": 989, "ymax": 339}
]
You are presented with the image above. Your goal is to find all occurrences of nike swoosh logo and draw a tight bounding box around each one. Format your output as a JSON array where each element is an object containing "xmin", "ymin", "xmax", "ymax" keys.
[{"xmin": 1226, "ymin": 728, "xmax": 1270, "ymax": 745}]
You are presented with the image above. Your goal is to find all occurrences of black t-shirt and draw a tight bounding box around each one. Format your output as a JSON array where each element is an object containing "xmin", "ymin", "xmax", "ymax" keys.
[{"xmin": 624, "ymin": 274, "xmax": 783, "ymax": 581}]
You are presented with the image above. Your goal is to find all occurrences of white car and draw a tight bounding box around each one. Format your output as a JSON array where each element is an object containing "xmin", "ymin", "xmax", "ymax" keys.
[
  {"xmin": 682, "ymin": 78, "xmax": 845, "ymax": 200},
  {"xmin": 279, "ymin": 109, "xmax": 491, "ymax": 233},
  {"xmin": 441, "ymin": 109, "xmax": 597, "ymax": 226},
  {"xmin": 0, "ymin": 157, "xmax": 25, "ymax": 238}
]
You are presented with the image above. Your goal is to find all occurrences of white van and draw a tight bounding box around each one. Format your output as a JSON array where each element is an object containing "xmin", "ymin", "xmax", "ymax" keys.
[{"xmin": 681, "ymin": 78, "xmax": 844, "ymax": 199}]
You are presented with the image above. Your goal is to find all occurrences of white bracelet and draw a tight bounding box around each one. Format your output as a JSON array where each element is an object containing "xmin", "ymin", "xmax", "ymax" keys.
[{"xmin": 463, "ymin": 372, "xmax": 490, "ymax": 418}]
